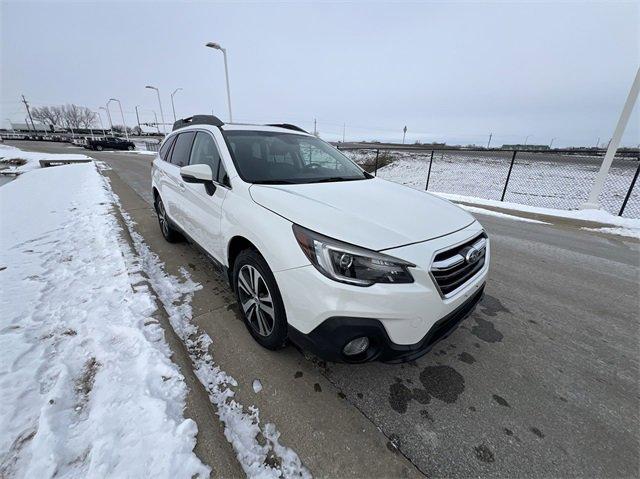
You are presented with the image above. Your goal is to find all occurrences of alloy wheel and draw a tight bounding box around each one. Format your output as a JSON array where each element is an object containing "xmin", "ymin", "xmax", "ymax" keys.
[
  {"xmin": 157, "ymin": 200, "xmax": 169, "ymax": 237},
  {"xmin": 237, "ymin": 264, "xmax": 275, "ymax": 337}
]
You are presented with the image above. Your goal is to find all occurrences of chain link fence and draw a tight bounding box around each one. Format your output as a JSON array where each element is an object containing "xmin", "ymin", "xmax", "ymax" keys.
[{"xmin": 340, "ymin": 147, "xmax": 640, "ymax": 219}]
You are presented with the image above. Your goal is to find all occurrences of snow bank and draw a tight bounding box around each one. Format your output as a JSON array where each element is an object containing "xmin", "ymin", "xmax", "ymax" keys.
[
  {"xmin": 0, "ymin": 164, "xmax": 209, "ymax": 478},
  {"xmin": 458, "ymin": 204, "xmax": 549, "ymax": 224},
  {"xmin": 434, "ymin": 192, "xmax": 640, "ymax": 239},
  {"xmin": 0, "ymin": 145, "xmax": 92, "ymax": 173},
  {"xmin": 112, "ymin": 195, "xmax": 310, "ymax": 479}
]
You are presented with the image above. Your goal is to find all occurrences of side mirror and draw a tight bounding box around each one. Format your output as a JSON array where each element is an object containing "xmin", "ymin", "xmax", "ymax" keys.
[{"xmin": 180, "ymin": 164, "xmax": 213, "ymax": 183}]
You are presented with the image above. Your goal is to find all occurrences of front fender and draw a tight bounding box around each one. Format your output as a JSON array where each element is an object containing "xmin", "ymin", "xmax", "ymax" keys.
[{"xmin": 221, "ymin": 193, "xmax": 309, "ymax": 272}]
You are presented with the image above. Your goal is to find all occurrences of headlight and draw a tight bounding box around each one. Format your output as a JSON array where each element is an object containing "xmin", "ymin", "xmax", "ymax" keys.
[{"xmin": 292, "ymin": 224, "xmax": 415, "ymax": 286}]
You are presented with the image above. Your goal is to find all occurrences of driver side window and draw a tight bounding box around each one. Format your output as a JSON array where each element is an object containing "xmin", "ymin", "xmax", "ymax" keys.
[{"xmin": 189, "ymin": 132, "xmax": 222, "ymax": 182}]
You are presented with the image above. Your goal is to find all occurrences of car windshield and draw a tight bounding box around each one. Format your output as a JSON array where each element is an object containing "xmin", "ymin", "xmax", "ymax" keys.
[{"xmin": 223, "ymin": 130, "xmax": 368, "ymax": 184}]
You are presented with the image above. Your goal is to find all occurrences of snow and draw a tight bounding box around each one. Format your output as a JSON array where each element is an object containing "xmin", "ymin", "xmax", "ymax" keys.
[
  {"xmin": 128, "ymin": 150, "xmax": 157, "ymax": 156},
  {"xmin": 458, "ymin": 204, "xmax": 549, "ymax": 224},
  {"xmin": 434, "ymin": 192, "xmax": 640, "ymax": 233},
  {"xmin": 343, "ymin": 149, "xmax": 640, "ymax": 218},
  {"xmin": 113, "ymin": 196, "xmax": 310, "ymax": 479},
  {"xmin": 252, "ymin": 379, "xmax": 263, "ymax": 394},
  {"xmin": 581, "ymin": 226, "xmax": 640, "ymax": 240},
  {"xmin": 0, "ymin": 144, "xmax": 92, "ymax": 174},
  {"xmin": 0, "ymin": 163, "xmax": 209, "ymax": 478}
]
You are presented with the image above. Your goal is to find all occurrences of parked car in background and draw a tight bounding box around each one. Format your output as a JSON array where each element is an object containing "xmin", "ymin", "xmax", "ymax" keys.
[
  {"xmin": 85, "ymin": 136, "xmax": 135, "ymax": 151},
  {"xmin": 152, "ymin": 115, "xmax": 489, "ymax": 363}
]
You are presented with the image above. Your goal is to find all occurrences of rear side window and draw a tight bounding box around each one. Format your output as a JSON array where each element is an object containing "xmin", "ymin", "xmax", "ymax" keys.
[
  {"xmin": 159, "ymin": 135, "xmax": 177, "ymax": 161},
  {"xmin": 189, "ymin": 132, "xmax": 221, "ymax": 179},
  {"xmin": 170, "ymin": 132, "xmax": 196, "ymax": 167}
]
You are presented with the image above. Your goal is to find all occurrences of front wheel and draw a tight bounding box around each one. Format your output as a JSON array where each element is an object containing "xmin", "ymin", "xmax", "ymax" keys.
[
  {"xmin": 233, "ymin": 250, "xmax": 288, "ymax": 350},
  {"xmin": 127, "ymin": 145, "xmax": 134, "ymax": 151},
  {"xmin": 155, "ymin": 196, "xmax": 181, "ymax": 243},
  {"xmin": 96, "ymin": 145, "xmax": 103, "ymax": 151}
]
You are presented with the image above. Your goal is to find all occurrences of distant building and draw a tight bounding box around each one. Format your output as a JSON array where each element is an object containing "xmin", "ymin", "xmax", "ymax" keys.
[
  {"xmin": 7, "ymin": 122, "xmax": 50, "ymax": 133},
  {"xmin": 501, "ymin": 144, "xmax": 550, "ymax": 150}
]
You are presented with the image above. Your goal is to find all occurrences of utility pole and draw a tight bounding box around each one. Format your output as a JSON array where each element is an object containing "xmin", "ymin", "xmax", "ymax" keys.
[
  {"xmin": 313, "ymin": 118, "xmax": 317, "ymax": 136},
  {"xmin": 21, "ymin": 94, "xmax": 36, "ymax": 132},
  {"xmin": 549, "ymin": 137, "xmax": 557, "ymax": 148},
  {"xmin": 402, "ymin": 126, "xmax": 407, "ymax": 144},
  {"xmin": 595, "ymin": 137, "xmax": 600, "ymax": 149},
  {"xmin": 583, "ymin": 67, "xmax": 640, "ymax": 210},
  {"xmin": 487, "ymin": 132, "xmax": 492, "ymax": 149},
  {"xmin": 342, "ymin": 122, "xmax": 346, "ymax": 143}
]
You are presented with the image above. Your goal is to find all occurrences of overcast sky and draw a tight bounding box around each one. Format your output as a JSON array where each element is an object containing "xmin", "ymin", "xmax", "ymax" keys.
[{"xmin": 1, "ymin": 0, "xmax": 638, "ymax": 146}]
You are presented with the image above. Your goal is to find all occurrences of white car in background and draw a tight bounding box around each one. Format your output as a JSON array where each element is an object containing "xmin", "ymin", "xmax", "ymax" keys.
[{"xmin": 151, "ymin": 115, "xmax": 489, "ymax": 363}]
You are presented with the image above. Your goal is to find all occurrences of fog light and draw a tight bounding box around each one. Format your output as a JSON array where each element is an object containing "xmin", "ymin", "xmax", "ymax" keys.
[{"xmin": 343, "ymin": 337, "xmax": 369, "ymax": 356}]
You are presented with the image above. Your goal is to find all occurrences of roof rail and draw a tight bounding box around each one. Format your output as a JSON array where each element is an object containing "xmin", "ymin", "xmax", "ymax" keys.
[
  {"xmin": 173, "ymin": 115, "xmax": 224, "ymax": 131},
  {"xmin": 266, "ymin": 123, "xmax": 308, "ymax": 133}
]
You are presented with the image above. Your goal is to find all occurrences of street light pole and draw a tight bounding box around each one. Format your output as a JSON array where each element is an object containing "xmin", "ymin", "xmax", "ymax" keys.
[
  {"xmin": 135, "ymin": 105, "xmax": 142, "ymax": 131},
  {"xmin": 95, "ymin": 111, "xmax": 106, "ymax": 135},
  {"xmin": 524, "ymin": 135, "xmax": 531, "ymax": 146},
  {"xmin": 146, "ymin": 85, "xmax": 166, "ymax": 134},
  {"xmin": 109, "ymin": 98, "xmax": 129, "ymax": 141},
  {"xmin": 205, "ymin": 42, "xmax": 233, "ymax": 122},
  {"xmin": 583, "ymin": 66, "xmax": 640, "ymax": 210},
  {"xmin": 549, "ymin": 137, "xmax": 556, "ymax": 149},
  {"xmin": 6, "ymin": 119, "xmax": 14, "ymax": 132},
  {"xmin": 171, "ymin": 88, "xmax": 183, "ymax": 122},
  {"xmin": 101, "ymin": 105, "xmax": 114, "ymax": 136},
  {"xmin": 151, "ymin": 110, "xmax": 161, "ymax": 134}
]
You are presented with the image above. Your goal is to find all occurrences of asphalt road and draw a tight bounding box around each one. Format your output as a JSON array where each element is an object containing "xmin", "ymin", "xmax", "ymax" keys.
[{"xmin": 6, "ymin": 141, "xmax": 640, "ymax": 478}]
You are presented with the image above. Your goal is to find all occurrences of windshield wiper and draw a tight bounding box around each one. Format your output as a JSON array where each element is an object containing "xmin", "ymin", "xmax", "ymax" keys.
[
  {"xmin": 252, "ymin": 179, "xmax": 298, "ymax": 184},
  {"xmin": 307, "ymin": 176, "xmax": 364, "ymax": 183}
]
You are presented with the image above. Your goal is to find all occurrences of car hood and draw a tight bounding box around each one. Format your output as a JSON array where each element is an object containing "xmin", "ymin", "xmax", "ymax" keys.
[{"xmin": 249, "ymin": 178, "xmax": 475, "ymax": 251}]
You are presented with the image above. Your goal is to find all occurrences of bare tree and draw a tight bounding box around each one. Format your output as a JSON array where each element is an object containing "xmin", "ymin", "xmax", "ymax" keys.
[
  {"xmin": 30, "ymin": 106, "xmax": 63, "ymax": 127},
  {"xmin": 61, "ymin": 104, "xmax": 84, "ymax": 130},
  {"xmin": 32, "ymin": 104, "xmax": 97, "ymax": 131},
  {"xmin": 78, "ymin": 108, "xmax": 97, "ymax": 129}
]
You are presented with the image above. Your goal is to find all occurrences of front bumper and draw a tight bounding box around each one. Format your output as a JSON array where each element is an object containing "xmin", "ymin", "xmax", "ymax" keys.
[{"xmin": 288, "ymin": 284, "xmax": 485, "ymax": 363}]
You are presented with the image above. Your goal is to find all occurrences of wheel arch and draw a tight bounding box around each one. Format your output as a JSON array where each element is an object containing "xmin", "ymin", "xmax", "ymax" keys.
[{"xmin": 227, "ymin": 235, "xmax": 259, "ymax": 283}]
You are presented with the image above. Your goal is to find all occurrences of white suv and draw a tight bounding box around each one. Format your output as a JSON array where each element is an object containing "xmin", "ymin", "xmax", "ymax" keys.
[{"xmin": 151, "ymin": 115, "xmax": 489, "ymax": 363}]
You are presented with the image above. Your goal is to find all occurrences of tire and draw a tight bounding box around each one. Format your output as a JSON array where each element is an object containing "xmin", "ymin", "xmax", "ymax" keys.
[
  {"xmin": 233, "ymin": 249, "xmax": 288, "ymax": 350},
  {"xmin": 96, "ymin": 145, "xmax": 103, "ymax": 151},
  {"xmin": 127, "ymin": 145, "xmax": 134, "ymax": 151},
  {"xmin": 155, "ymin": 196, "xmax": 181, "ymax": 243}
]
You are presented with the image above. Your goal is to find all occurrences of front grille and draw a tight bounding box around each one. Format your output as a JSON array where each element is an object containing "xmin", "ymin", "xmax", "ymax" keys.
[{"xmin": 430, "ymin": 233, "xmax": 487, "ymax": 297}]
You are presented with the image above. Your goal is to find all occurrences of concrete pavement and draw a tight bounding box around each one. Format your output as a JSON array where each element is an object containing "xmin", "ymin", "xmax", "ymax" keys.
[{"xmin": 5, "ymin": 141, "xmax": 640, "ymax": 478}]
